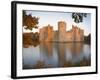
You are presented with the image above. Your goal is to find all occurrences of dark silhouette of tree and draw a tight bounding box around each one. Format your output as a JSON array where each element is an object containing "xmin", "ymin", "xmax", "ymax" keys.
[
  {"xmin": 23, "ymin": 10, "xmax": 39, "ymax": 30},
  {"xmin": 84, "ymin": 34, "xmax": 91, "ymax": 44},
  {"xmin": 72, "ymin": 13, "xmax": 87, "ymax": 23}
]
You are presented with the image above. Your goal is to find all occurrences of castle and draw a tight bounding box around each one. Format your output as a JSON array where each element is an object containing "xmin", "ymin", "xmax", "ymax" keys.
[{"xmin": 39, "ymin": 21, "xmax": 84, "ymax": 42}]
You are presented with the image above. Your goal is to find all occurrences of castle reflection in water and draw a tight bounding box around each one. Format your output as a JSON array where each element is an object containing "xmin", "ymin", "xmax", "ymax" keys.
[{"xmin": 23, "ymin": 42, "xmax": 91, "ymax": 69}]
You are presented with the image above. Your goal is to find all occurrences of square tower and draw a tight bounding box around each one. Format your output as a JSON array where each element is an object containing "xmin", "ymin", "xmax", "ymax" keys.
[{"xmin": 58, "ymin": 21, "xmax": 67, "ymax": 42}]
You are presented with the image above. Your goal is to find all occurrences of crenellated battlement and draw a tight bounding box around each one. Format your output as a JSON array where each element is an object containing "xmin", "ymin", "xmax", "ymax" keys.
[{"xmin": 39, "ymin": 21, "xmax": 84, "ymax": 42}]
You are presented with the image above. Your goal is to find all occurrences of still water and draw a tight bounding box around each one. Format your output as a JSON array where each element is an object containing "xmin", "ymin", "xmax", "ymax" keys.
[{"xmin": 23, "ymin": 42, "xmax": 91, "ymax": 69}]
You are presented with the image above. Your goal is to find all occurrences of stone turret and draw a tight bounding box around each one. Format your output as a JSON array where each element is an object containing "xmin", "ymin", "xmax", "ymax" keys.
[
  {"xmin": 39, "ymin": 21, "xmax": 84, "ymax": 42},
  {"xmin": 58, "ymin": 21, "xmax": 67, "ymax": 42},
  {"xmin": 72, "ymin": 25, "xmax": 84, "ymax": 42},
  {"xmin": 45, "ymin": 24, "xmax": 53, "ymax": 41},
  {"xmin": 39, "ymin": 24, "xmax": 53, "ymax": 42}
]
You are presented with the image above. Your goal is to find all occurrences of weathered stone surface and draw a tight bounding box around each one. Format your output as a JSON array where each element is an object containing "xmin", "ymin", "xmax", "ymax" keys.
[
  {"xmin": 39, "ymin": 21, "xmax": 84, "ymax": 42},
  {"xmin": 39, "ymin": 24, "xmax": 53, "ymax": 42}
]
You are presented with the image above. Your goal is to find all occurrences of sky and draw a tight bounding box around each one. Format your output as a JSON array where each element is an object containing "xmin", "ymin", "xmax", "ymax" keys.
[{"xmin": 23, "ymin": 10, "xmax": 91, "ymax": 36}]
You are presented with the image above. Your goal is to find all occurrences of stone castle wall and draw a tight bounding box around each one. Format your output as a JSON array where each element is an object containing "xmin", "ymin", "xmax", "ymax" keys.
[
  {"xmin": 39, "ymin": 21, "xmax": 84, "ymax": 42},
  {"xmin": 66, "ymin": 31, "xmax": 73, "ymax": 42},
  {"xmin": 39, "ymin": 24, "xmax": 53, "ymax": 42},
  {"xmin": 53, "ymin": 31, "xmax": 58, "ymax": 42}
]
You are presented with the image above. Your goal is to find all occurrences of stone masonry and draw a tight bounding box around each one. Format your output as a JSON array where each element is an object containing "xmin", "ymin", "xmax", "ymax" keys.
[{"xmin": 39, "ymin": 21, "xmax": 84, "ymax": 42}]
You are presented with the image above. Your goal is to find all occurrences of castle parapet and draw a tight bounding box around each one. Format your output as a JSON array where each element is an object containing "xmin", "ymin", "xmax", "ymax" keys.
[{"xmin": 39, "ymin": 21, "xmax": 84, "ymax": 42}]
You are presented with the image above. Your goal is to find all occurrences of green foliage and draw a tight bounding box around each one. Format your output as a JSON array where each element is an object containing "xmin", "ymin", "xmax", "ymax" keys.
[{"xmin": 72, "ymin": 13, "xmax": 87, "ymax": 23}]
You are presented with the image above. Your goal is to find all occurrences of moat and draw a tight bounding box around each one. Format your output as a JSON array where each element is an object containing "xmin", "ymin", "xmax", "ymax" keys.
[{"xmin": 22, "ymin": 42, "xmax": 91, "ymax": 69}]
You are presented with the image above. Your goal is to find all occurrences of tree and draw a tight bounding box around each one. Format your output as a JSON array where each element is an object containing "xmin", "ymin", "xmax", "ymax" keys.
[
  {"xmin": 72, "ymin": 13, "xmax": 87, "ymax": 23},
  {"xmin": 23, "ymin": 11, "xmax": 39, "ymax": 30}
]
